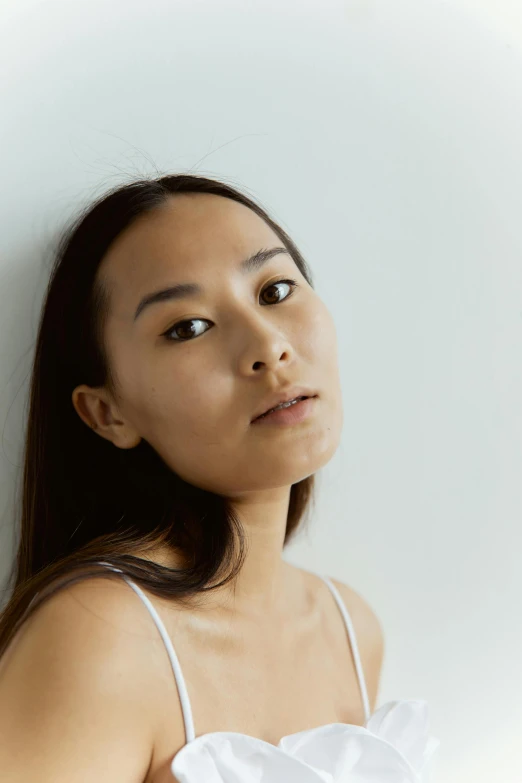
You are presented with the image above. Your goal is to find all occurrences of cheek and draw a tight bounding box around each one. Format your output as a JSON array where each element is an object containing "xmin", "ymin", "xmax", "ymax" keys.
[
  {"xmin": 141, "ymin": 381, "xmax": 240, "ymax": 491},
  {"xmin": 302, "ymin": 299, "xmax": 339, "ymax": 362},
  {"xmin": 307, "ymin": 303, "xmax": 343, "ymax": 412},
  {"xmin": 145, "ymin": 369, "xmax": 223, "ymax": 443}
]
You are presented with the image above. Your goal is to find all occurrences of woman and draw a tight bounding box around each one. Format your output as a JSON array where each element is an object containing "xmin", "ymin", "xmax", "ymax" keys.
[{"xmin": 0, "ymin": 174, "xmax": 438, "ymax": 781}]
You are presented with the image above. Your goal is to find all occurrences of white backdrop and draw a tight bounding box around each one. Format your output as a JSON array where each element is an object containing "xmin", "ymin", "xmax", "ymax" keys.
[{"xmin": 1, "ymin": 1, "xmax": 521, "ymax": 779}]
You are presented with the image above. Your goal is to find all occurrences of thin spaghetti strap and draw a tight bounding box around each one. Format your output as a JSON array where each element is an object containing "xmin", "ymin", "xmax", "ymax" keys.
[
  {"xmin": 96, "ymin": 562, "xmax": 196, "ymax": 744},
  {"xmin": 318, "ymin": 574, "xmax": 371, "ymax": 723}
]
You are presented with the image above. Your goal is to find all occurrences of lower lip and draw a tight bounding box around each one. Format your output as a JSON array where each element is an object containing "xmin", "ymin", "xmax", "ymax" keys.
[{"xmin": 251, "ymin": 396, "xmax": 318, "ymax": 426}]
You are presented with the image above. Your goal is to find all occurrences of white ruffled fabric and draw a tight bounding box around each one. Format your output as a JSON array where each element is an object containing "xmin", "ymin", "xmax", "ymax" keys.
[{"xmin": 171, "ymin": 699, "xmax": 440, "ymax": 782}]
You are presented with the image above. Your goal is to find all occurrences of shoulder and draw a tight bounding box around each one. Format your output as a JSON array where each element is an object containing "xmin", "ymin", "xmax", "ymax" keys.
[
  {"xmin": 0, "ymin": 575, "xmax": 165, "ymax": 780},
  {"xmin": 327, "ymin": 578, "xmax": 385, "ymax": 654},
  {"xmin": 328, "ymin": 577, "xmax": 385, "ymax": 711},
  {"xmin": 0, "ymin": 572, "xmax": 161, "ymax": 704},
  {"xmin": 12, "ymin": 572, "xmax": 163, "ymax": 653}
]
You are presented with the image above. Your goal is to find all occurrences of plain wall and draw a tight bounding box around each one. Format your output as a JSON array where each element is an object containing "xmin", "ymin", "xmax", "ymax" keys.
[{"xmin": 1, "ymin": 0, "xmax": 521, "ymax": 779}]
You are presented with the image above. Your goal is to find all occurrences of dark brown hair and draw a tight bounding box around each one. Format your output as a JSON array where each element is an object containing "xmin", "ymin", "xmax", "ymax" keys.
[{"xmin": 0, "ymin": 173, "xmax": 316, "ymax": 660}]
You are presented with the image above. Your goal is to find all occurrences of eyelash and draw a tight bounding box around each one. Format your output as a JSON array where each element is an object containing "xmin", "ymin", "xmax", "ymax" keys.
[{"xmin": 161, "ymin": 278, "xmax": 300, "ymax": 343}]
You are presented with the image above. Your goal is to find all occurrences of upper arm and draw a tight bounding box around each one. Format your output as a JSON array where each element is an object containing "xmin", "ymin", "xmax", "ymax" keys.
[
  {"xmin": 0, "ymin": 577, "xmax": 160, "ymax": 782},
  {"xmin": 330, "ymin": 579, "xmax": 385, "ymax": 713}
]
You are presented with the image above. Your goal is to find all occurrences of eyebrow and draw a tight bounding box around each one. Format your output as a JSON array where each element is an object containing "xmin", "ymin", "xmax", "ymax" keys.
[{"xmin": 133, "ymin": 246, "xmax": 291, "ymax": 322}]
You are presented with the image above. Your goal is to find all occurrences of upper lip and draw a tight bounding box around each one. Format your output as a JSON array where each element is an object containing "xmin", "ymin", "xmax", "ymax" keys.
[{"xmin": 251, "ymin": 386, "xmax": 318, "ymax": 421}]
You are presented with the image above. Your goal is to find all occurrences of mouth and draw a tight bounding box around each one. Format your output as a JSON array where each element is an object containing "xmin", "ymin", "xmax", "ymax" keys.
[{"xmin": 252, "ymin": 393, "xmax": 318, "ymax": 422}]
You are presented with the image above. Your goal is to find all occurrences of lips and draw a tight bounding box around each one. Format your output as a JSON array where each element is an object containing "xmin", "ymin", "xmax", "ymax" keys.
[{"xmin": 251, "ymin": 387, "xmax": 318, "ymax": 422}]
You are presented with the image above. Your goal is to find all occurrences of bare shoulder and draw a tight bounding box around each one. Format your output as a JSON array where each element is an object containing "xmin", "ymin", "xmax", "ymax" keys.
[
  {"xmin": 328, "ymin": 577, "xmax": 385, "ymax": 711},
  {"xmin": 327, "ymin": 578, "xmax": 385, "ymax": 653},
  {"xmin": 0, "ymin": 575, "xmax": 171, "ymax": 782},
  {"xmin": 5, "ymin": 573, "xmax": 164, "ymax": 657}
]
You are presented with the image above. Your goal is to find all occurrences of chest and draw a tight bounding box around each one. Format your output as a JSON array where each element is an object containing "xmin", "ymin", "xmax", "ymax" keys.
[{"xmin": 145, "ymin": 607, "xmax": 366, "ymax": 783}]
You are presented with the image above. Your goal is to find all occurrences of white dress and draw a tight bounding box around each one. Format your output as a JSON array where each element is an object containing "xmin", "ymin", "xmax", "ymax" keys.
[{"xmin": 98, "ymin": 562, "xmax": 440, "ymax": 782}]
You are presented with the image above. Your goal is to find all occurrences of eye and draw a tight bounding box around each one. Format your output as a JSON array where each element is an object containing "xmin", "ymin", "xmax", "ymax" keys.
[
  {"xmin": 161, "ymin": 278, "xmax": 299, "ymax": 343},
  {"xmin": 261, "ymin": 278, "xmax": 299, "ymax": 306}
]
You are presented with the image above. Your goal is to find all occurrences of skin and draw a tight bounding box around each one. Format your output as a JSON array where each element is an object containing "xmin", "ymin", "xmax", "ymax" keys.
[
  {"xmin": 72, "ymin": 192, "xmax": 345, "ymax": 615},
  {"xmin": 0, "ymin": 193, "xmax": 384, "ymax": 783}
]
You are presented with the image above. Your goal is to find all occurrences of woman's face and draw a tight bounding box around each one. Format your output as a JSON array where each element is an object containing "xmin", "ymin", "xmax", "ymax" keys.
[{"xmin": 79, "ymin": 193, "xmax": 343, "ymax": 497}]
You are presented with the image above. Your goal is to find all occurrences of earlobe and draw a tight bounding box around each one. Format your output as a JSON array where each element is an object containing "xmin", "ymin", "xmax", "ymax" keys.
[
  {"xmin": 88, "ymin": 414, "xmax": 142, "ymax": 449},
  {"xmin": 112, "ymin": 430, "xmax": 142, "ymax": 449}
]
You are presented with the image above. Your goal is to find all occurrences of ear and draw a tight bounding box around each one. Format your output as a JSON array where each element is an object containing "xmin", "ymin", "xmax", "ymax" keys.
[{"xmin": 71, "ymin": 384, "xmax": 141, "ymax": 449}]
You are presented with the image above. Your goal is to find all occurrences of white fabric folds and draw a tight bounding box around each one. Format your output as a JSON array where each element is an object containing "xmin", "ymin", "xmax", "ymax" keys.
[{"xmin": 171, "ymin": 698, "xmax": 440, "ymax": 782}]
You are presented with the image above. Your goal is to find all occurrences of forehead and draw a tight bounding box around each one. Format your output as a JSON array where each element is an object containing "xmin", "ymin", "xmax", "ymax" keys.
[{"xmin": 98, "ymin": 193, "xmax": 279, "ymax": 301}]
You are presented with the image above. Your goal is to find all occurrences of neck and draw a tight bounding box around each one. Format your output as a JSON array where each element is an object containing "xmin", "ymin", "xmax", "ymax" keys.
[
  {"xmin": 208, "ymin": 487, "xmax": 294, "ymax": 616},
  {"xmin": 145, "ymin": 488, "xmax": 298, "ymax": 617}
]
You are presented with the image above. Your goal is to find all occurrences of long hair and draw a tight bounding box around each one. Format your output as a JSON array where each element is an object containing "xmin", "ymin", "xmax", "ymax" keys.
[{"xmin": 0, "ymin": 173, "xmax": 316, "ymax": 660}]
